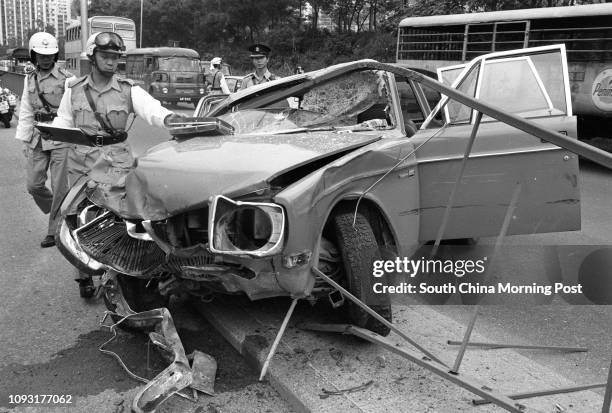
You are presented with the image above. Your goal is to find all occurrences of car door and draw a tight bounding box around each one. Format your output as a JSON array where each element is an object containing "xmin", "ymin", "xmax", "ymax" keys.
[{"xmin": 414, "ymin": 45, "xmax": 580, "ymax": 241}]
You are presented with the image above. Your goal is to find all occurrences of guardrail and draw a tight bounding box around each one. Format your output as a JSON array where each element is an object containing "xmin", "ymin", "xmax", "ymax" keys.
[{"xmin": 0, "ymin": 70, "xmax": 25, "ymax": 96}]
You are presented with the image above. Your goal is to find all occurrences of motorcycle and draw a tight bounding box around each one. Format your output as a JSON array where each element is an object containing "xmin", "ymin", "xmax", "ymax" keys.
[
  {"xmin": 6, "ymin": 91, "xmax": 16, "ymax": 120},
  {"xmin": 0, "ymin": 96, "xmax": 10, "ymax": 129}
]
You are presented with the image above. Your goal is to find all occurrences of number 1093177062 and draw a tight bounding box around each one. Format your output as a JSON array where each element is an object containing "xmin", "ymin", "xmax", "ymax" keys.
[{"xmin": 8, "ymin": 394, "xmax": 73, "ymax": 404}]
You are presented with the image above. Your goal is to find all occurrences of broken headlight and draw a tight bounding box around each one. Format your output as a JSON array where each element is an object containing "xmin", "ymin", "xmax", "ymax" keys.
[{"xmin": 209, "ymin": 195, "xmax": 285, "ymax": 257}]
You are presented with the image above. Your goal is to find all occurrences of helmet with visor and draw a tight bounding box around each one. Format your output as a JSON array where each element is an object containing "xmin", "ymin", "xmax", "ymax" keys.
[{"xmin": 86, "ymin": 32, "xmax": 126, "ymax": 59}]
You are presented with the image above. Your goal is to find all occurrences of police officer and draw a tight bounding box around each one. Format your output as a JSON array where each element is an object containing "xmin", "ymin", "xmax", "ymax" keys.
[
  {"xmin": 208, "ymin": 57, "xmax": 230, "ymax": 95},
  {"xmin": 15, "ymin": 32, "xmax": 74, "ymax": 248},
  {"xmin": 51, "ymin": 31, "xmax": 181, "ymax": 297},
  {"xmin": 240, "ymin": 44, "xmax": 278, "ymax": 90}
]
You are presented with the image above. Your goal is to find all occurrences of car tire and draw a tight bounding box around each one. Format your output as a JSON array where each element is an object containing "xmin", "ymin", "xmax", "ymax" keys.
[
  {"xmin": 332, "ymin": 210, "xmax": 392, "ymax": 336},
  {"xmin": 103, "ymin": 273, "xmax": 168, "ymax": 331}
]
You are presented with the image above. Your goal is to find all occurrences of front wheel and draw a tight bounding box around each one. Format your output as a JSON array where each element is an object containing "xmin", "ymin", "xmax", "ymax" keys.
[{"xmin": 332, "ymin": 210, "xmax": 392, "ymax": 336}]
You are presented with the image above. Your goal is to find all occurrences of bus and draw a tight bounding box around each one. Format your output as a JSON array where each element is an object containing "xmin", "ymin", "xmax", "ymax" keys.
[
  {"xmin": 64, "ymin": 16, "xmax": 137, "ymax": 75},
  {"xmin": 5, "ymin": 47, "xmax": 30, "ymax": 73},
  {"xmin": 397, "ymin": 3, "xmax": 612, "ymax": 139},
  {"xmin": 125, "ymin": 47, "xmax": 207, "ymax": 106}
]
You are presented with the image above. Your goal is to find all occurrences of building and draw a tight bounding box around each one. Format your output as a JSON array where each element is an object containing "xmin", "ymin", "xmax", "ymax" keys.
[{"xmin": 0, "ymin": 0, "xmax": 71, "ymax": 47}]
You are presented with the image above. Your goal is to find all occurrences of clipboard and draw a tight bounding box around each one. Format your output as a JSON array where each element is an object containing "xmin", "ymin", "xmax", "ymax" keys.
[{"xmin": 35, "ymin": 124, "xmax": 94, "ymax": 146}]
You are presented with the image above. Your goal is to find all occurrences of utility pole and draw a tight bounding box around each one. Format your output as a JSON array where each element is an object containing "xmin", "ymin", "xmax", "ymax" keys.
[
  {"xmin": 140, "ymin": 0, "xmax": 143, "ymax": 48},
  {"xmin": 79, "ymin": 0, "xmax": 89, "ymax": 75}
]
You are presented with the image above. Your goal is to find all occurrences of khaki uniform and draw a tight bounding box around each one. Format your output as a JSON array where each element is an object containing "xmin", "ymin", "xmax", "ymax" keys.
[
  {"xmin": 240, "ymin": 69, "xmax": 279, "ymax": 90},
  {"xmin": 52, "ymin": 74, "xmax": 171, "ymax": 194},
  {"xmin": 14, "ymin": 65, "xmax": 73, "ymax": 236},
  {"xmin": 209, "ymin": 68, "xmax": 230, "ymax": 95}
]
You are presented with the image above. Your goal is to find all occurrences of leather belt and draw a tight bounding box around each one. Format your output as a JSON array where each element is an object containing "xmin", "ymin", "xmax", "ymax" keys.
[{"xmin": 89, "ymin": 131, "xmax": 128, "ymax": 146}]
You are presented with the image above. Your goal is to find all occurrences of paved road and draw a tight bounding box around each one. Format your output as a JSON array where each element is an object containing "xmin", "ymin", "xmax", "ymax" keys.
[{"xmin": 0, "ymin": 108, "xmax": 292, "ymax": 413}]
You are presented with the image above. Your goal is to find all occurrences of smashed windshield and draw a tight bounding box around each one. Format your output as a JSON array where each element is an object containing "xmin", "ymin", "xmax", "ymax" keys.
[{"xmin": 218, "ymin": 70, "xmax": 398, "ymax": 134}]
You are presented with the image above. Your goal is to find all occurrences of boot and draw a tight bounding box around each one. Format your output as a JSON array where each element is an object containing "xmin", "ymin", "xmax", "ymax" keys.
[{"xmin": 41, "ymin": 235, "xmax": 55, "ymax": 248}]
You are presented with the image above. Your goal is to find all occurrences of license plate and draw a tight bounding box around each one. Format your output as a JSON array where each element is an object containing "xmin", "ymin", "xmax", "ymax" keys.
[{"xmin": 178, "ymin": 97, "xmax": 192, "ymax": 102}]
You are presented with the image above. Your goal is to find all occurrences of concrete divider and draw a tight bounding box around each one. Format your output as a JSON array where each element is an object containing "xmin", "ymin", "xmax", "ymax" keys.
[{"xmin": 195, "ymin": 298, "xmax": 603, "ymax": 412}]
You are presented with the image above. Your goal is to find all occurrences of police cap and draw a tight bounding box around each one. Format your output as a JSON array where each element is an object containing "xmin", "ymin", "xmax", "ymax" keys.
[{"xmin": 248, "ymin": 43, "xmax": 271, "ymax": 58}]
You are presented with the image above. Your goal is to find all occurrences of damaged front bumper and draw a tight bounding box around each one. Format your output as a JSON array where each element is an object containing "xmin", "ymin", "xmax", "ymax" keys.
[
  {"xmin": 56, "ymin": 218, "xmax": 106, "ymax": 275},
  {"xmin": 101, "ymin": 272, "xmax": 217, "ymax": 412}
]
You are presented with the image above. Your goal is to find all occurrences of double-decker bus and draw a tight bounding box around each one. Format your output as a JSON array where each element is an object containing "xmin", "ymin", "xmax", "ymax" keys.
[
  {"xmin": 125, "ymin": 47, "xmax": 207, "ymax": 106},
  {"xmin": 397, "ymin": 3, "xmax": 612, "ymax": 139},
  {"xmin": 64, "ymin": 16, "xmax": 137, "ymax": 75}
]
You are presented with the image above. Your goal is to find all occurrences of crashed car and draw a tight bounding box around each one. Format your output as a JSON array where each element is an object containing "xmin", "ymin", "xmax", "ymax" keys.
[{"xmin": 57, "ymin": 44, "xmax": 604, "ymax": 335}]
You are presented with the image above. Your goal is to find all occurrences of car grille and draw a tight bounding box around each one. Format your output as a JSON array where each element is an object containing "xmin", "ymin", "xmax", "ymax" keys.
[
  {"xmin": 163, "ymin": 253, "xmax": 214, "ymax": 273},
  {"xmin": 76, "ymin": 213, "xmax": 165, "ymax": 275}
]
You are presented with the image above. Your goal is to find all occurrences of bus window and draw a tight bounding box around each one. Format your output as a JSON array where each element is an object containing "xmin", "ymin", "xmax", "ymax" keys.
[
  {"xmin": 115, "ymin": 23, "xmax": 136, "ymax": 39},
  {"xmin": 91, "ymin": 21, "xmax": 113, "ymax": 34},
  {"xmin": 495, "ymin": 22, "xmax": 528, "ymax": 52}
]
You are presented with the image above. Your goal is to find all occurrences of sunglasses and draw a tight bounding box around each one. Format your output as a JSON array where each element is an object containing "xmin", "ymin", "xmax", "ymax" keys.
[{"xmin": 95, "ymin": 32, "xmax": 126, "ymax": 52}]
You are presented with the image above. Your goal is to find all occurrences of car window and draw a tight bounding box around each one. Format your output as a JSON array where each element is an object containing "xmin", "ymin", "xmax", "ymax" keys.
[
  {"xmin": 519, "ymin": 51, "xmax": 567, "ymax": 115},
  {"xmin": 438, "ymin": 65, "xmax": 465, "ymax": 86},
  {"xmin": 446, "ymin": 63, "xmax": 480, "ymax": 124},
  {"xmin": 226, "ymin": 78, "xmax": 237, "ymax": 92},
  {"xmin": 478, "ymin": 56, "xmax": 553, "ymax": 117},
  {"xmin": 397, "ymin": 80, "xmax": 425, "ymax": 124}
]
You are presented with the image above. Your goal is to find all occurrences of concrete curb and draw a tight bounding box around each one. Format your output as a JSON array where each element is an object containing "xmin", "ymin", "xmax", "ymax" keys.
[{"xmin": 195, "ymin": 299, "xmax": 604, "ymax": 412}]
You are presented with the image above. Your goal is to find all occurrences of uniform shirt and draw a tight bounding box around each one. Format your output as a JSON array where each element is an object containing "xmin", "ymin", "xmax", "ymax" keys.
[
  {"xmin": 210, "ymin": 68, "xmax": 230, "ymax": 95},
  {"xmin": 52, "ymin": 74, "xmax": 172, "ymax": 187},
  {"xmin": 240, "ymin": 69, "xmax": 278, "ymax": 90},
  {"xmin": 14, "ymin": 65, "xmax": 74, "ymax": 150},
  {"xmin": 52, "ymin": 74, "xmax": 171, "ymax": 133}
]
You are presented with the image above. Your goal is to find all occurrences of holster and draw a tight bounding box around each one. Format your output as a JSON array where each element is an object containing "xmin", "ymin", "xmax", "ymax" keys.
[{"xmin": 34, "ymin": 112, "xmax": 57, "ymax": 122}]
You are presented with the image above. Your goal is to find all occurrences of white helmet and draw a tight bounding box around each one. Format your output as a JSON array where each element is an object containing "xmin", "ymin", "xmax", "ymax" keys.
[
  {"xmin": 86, "ymin": 32, "xmax": 125, "ymax": 59},
  {"xmin": 29, "ymin": 32, "xmax": 58, "ymax": 62},
  {"xmin": 210, "ymin": 57, "xmax": 222, "ymax": 70}
]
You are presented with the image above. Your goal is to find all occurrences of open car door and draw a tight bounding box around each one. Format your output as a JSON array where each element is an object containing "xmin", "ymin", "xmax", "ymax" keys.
[{"xmin": 416, "ymin": 44, "xmax": 579, "ymax": 240}]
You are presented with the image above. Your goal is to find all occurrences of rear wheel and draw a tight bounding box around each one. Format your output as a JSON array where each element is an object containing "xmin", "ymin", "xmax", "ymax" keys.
[{"xmin": 331, "ymin": 210, "xmax": 392, "ymax": 336}]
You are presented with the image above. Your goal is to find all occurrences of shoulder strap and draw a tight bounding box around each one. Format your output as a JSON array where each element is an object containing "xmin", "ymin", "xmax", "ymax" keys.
[
  {"xmin": 212, "ymin": 71, "xmax": 221, "ymax": 88},
  {"xmin": 68, "ymin": 76, "xmax": 87, "ymax": 88},
  {"xmin": 83, "ymin": 84, "xmax": 113, "ymax": 133},
  {"xmin": 117, "ymin": 76, "xmax": 135, "ymax": 86},
  {"xmin": 58, "ymin": 67, "xmax": 71, "ymax": 79},
  {"xmin": 33, "ymin": 73, "xmax": 56, "ymax": 113}
]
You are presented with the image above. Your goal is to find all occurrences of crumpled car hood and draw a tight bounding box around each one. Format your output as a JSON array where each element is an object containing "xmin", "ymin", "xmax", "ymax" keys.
[{"xmin": 92, "ymin": 132, "xmax": 380, "ymax": 220}]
